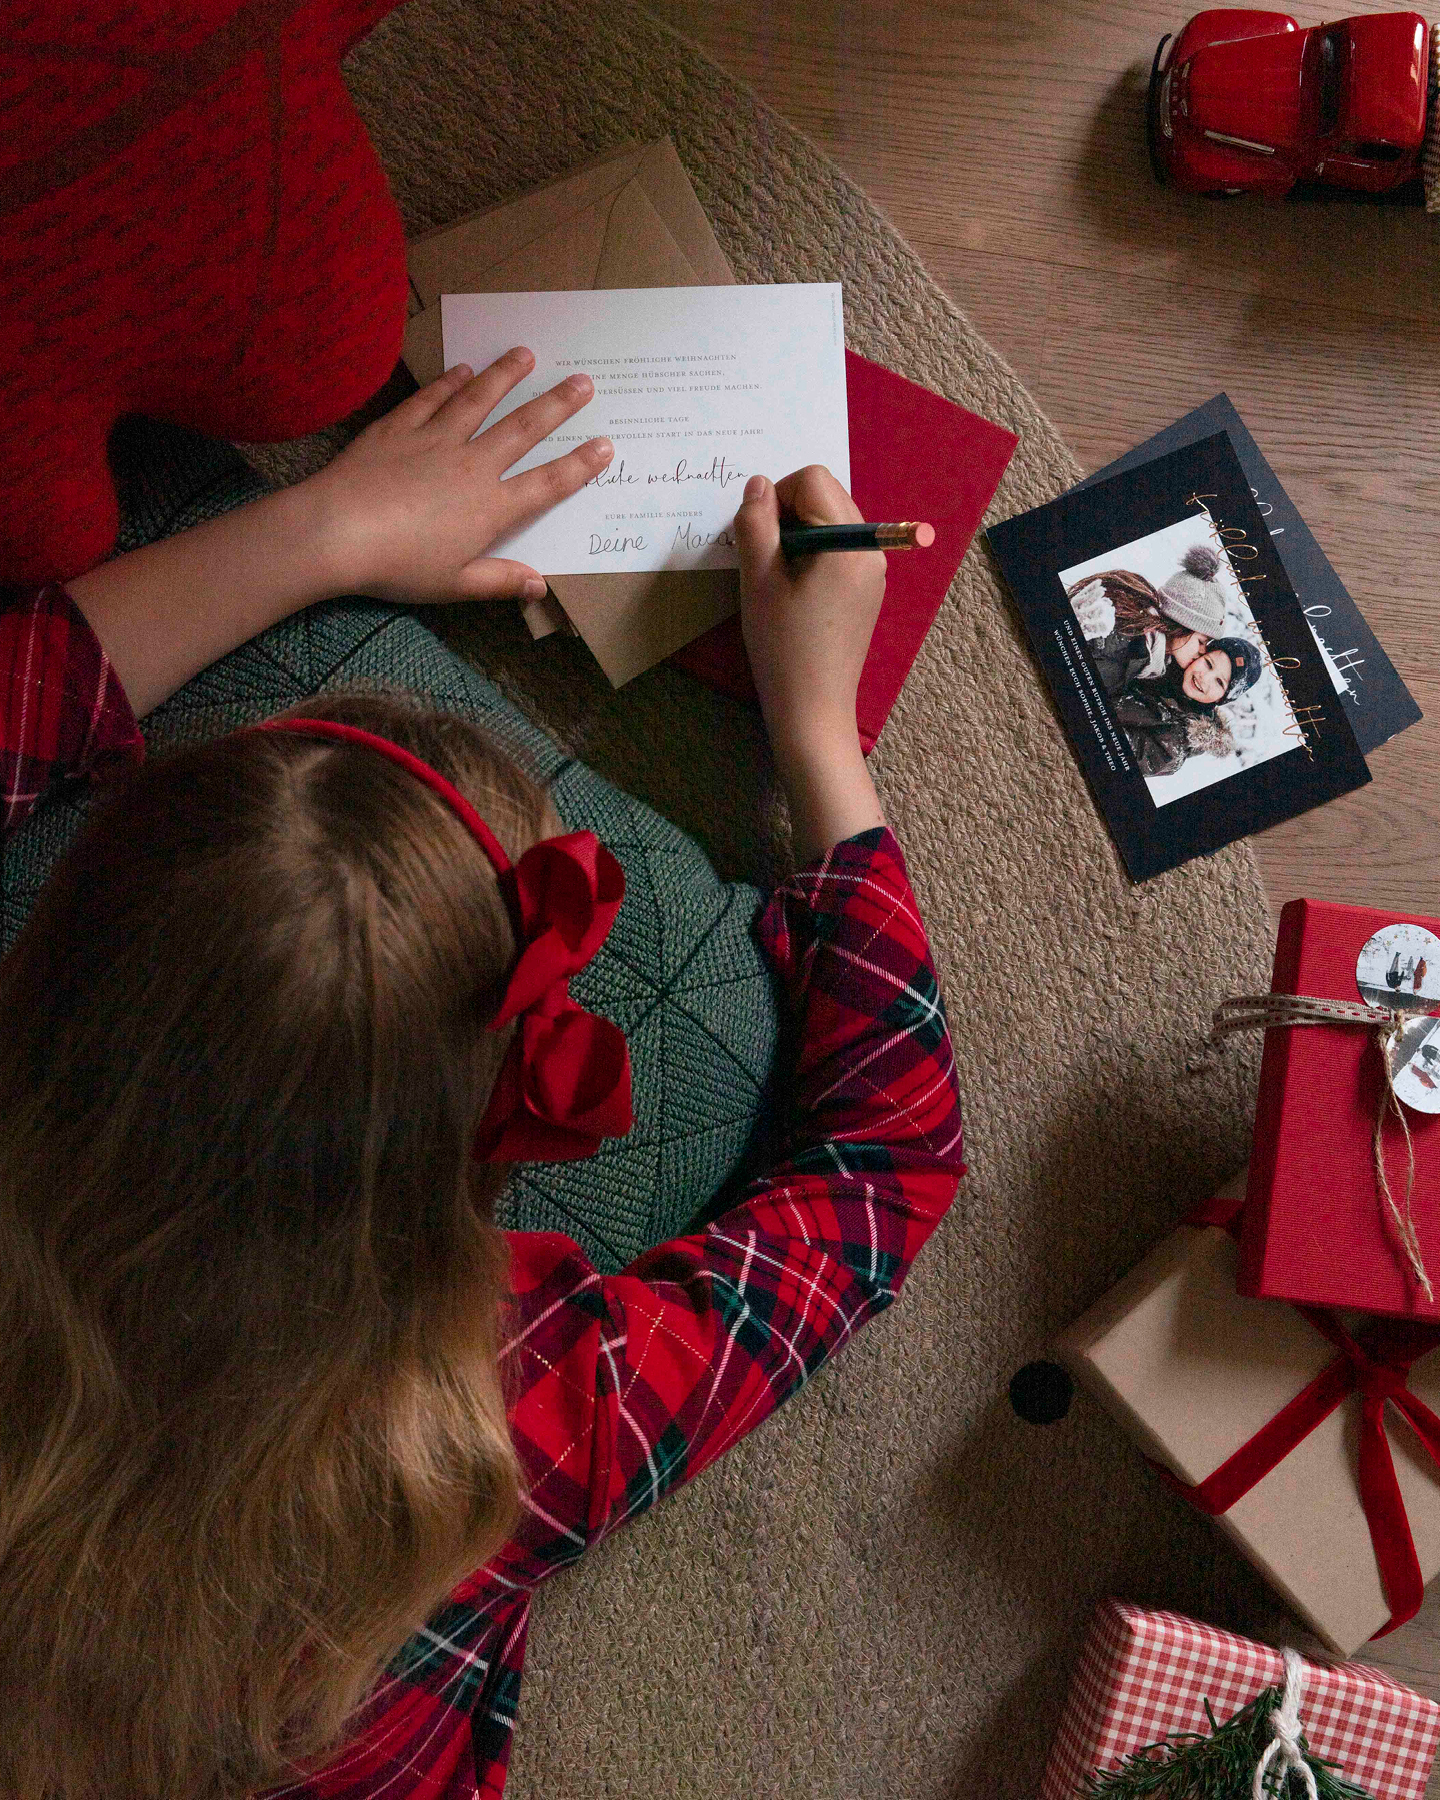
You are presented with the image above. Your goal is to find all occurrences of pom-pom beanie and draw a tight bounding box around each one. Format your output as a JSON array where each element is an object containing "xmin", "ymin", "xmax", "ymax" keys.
[
  {"xmin": 1158, "ymin": 541, "xmax": 1227, "ymax": 634},
  {"xmin": 1208, "ymin": 634, "xmax": 1263, "ymax": 700}
]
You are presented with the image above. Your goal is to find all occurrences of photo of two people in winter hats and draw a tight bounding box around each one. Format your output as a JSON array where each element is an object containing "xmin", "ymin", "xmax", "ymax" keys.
[
  {"xmin": 1060, "ymin": 514, "xmax": 1279, "ymax": 809},
  {"xmin": 985, "ymin": 428, "xmax": 1371, "ymax": 881}
]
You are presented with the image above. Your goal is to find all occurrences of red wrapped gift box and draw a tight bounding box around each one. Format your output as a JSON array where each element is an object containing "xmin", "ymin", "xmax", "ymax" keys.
[
  {"xmin": 1039, "ymin": 1598, "xmax": 1440, "ymax": 1800},
  {"xmin": 1239, "ymin": 899, "xmax": 1440, "ymax": 1319}
]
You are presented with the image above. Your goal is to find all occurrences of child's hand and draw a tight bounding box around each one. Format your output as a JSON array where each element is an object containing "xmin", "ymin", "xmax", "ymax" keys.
[
  {"xmin": 306, "ymin": 348, "xmax": 613, "ymax": 605},
  {"xmin": 734, "ymin": 467, "xmax": 886, "ymax": 755},
  {"xmin": 734, "ymin": 467, "xmax": 886, "ymax": 862}
]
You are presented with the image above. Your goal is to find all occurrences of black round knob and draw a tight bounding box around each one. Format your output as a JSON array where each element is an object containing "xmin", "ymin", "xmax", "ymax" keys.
[{"xmin": 1009, "ymin": 1359, "xmax": 1074, "ymax": 1425}]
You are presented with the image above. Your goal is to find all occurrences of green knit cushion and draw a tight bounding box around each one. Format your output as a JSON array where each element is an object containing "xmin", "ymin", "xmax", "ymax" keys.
[{"xmin": 1, "ymin": 420, "xmax": 778, "ymax": 1272}]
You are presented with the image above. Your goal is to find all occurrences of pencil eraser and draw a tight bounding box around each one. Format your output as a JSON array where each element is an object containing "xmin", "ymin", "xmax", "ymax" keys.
[{"xmin": 915, "ymin": 522, "xmax": 935, "ymax": 548}]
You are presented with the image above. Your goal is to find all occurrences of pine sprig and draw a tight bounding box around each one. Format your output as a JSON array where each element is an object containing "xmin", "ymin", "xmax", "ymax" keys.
[{"xmin": 1078, "ymin": 1684, "xmax": 1374, "ymax": 1800}]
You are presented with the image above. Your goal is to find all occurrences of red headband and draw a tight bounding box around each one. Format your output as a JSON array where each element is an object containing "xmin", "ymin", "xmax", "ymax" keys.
[{"xmin": 253, "ymin": 718, "xmax": 632, "ymax": 1163}]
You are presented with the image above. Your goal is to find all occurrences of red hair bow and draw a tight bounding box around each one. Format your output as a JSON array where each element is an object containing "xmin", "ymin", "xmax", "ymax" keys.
[
  {"xmin": 472, "ymin": 832, "xmax": 633, "ymax": 1163},
  {"xmin": 251, "ymin": 719, "xmax": 633, "ymax": 1165}
]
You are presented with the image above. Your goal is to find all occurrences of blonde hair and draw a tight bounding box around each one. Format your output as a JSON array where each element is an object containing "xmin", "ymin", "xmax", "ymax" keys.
[{"xmin": 0, "ymin": 692, "xmax": 560, "ymax": 1799}]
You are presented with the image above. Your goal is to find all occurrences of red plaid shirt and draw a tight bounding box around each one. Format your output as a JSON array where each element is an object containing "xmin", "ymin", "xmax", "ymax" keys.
[
  {"xmin": 2, "ymin": 586, "xmax": 964, "ymax": 1800},
  {"xmin": 0, "ymin": 585, "xmax": 142, "ymax": 836},
  {"xmin": 272, "ymin": 827, "xmax": 965, "ymax": 1800}
]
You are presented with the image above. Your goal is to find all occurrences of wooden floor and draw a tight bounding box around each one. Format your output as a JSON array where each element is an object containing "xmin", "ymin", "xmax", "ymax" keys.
[
  {"xmin": 651, "ymin": 0, "xmax": 1440, "ymax": 920},
  {"xmin": 644, "ymin": 0, "xmax": 1440, "ymax": 1761}
]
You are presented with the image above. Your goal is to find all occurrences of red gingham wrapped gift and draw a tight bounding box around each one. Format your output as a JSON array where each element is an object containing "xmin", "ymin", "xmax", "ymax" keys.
[{"xmin": 1038, "ymin": 1599, "xmax": 1440, "ymax": 1800}]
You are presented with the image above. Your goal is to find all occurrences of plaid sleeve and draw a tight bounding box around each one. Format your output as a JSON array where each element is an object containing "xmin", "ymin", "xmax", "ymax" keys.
[
  {"xmin": 1, "ymin": 584, "xmax": 143, "ymax": 837},
  {"xmin": 490, "ymin": 826, "xmax": 964, "ymax": 1590}
]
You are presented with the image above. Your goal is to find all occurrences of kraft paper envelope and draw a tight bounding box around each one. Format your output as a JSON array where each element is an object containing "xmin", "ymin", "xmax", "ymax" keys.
[
  {"xmin": 402, "ymin": 140, "xmax": 699, "ymax": 372},
  {"xmin": 400, "ymin": 140, "xmax": 743, "ymax": 682},
  {"xmin": 405, "ymin": 138, "xmax": 733, "ymax": 310}
]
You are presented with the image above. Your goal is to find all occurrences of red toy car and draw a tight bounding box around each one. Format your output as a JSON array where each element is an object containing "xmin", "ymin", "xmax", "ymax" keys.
[{"xmin": 1148, "ymin": 8, "xmax": 1435, "ymax": 196}]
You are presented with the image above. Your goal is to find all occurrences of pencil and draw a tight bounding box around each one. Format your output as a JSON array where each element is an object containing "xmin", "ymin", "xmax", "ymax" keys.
[{"xmin": 779, "ymin": 521, "xmax": 936, "ymax": 556}]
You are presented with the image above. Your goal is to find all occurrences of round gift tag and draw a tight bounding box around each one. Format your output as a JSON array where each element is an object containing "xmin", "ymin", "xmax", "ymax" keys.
[
  {"xmin": 1392, "ymin": 1018, "xmax": 1440, "ymax": 1115},
  {"xmin": 1356, "ymin": 924, "xmax": 1440, "ymax": 1115},
  {"xmin": 1355, "ymin": 923, "xmax": 1440, "ymax": 1013}
]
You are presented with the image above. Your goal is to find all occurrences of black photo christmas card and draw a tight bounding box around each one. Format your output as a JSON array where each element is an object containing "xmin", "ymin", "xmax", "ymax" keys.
[
  {"xmin": 1075, "ymin": 395, "xmax": 1420, "ymax": 757},
  {"xmin": 986, "ymin": 432, "xmax": 1370, "ymax": 882}
]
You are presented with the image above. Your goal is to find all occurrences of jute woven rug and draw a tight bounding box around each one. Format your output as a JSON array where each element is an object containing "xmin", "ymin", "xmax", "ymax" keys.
[{"xmin": 246, "ymin": 2, "xmax": 1300, "ymax": 1791}]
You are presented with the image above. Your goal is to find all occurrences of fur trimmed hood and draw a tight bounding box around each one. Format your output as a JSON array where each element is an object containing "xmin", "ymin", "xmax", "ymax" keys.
[{"xmin": 1184, "ymin": 708, "xmax": 1235, "ymax": 760}]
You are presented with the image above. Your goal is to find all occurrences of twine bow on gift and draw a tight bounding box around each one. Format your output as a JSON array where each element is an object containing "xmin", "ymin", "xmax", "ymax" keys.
[
  {"xmin": 1211, "ymin": 993, "xmax": 1434, "ymax": 1300},
  {"xmin": 1252, "ymin": 1649, "xmax": 1318, "ymax": 1800},
  {"xmin": 1158, "ymin": 1190, "xmax": 1440, "ymax": 1638}
]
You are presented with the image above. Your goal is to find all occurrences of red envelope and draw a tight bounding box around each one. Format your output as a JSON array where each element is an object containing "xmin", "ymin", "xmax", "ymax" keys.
[
  {"xmin": 670, "ymin": 350, "xmax": 1017, "ymax": 753},
  {"xmin": 1239, "ymin": 898, "xmax": 1440, "ymax": 1318}
]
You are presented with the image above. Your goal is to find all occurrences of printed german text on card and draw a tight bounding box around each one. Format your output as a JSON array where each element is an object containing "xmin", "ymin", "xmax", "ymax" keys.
[{"xmin": 441, "ymin": 285, "xmax": 849, "ymax": 577}]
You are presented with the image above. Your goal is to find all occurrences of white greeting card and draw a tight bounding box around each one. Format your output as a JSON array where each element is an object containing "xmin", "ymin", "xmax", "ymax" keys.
[{"xmin": 441, "ymin": 284, "xmax": 848, "ymax": 576}]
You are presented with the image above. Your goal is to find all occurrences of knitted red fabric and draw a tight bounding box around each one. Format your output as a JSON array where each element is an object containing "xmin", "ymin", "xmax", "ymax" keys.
[{"xmin": 0, "ymin": 0, "xmax": 409, "ymax": 586}]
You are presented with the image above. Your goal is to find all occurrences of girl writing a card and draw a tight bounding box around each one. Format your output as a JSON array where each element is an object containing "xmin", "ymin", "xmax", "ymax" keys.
[{"xmin": 0, "ymin": 353, "xmax": 965, "ymax": 1800}]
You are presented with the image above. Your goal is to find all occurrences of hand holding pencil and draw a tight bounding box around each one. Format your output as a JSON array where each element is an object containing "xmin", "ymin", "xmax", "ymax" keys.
[
  {"xmin": 734, "ymin": 465, "xmax": 888, "ymax": 857},
  {"xmin": 780, "ymin": 519, "xmax": 934, "ymax": 556},
  {"xmin": 734, "ymin": 469, "xmax": 887, "ymax": 724}
]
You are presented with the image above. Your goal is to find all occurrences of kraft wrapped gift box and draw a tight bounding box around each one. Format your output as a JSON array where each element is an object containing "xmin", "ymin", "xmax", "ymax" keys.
[
  {"xmin": 1039, "ymin": 1597, "xmax": 1440, "ymax": 1800},
  {"xmin": 1054, "ymin": 1171, "xmax": 1440, "ymax": 1656}
]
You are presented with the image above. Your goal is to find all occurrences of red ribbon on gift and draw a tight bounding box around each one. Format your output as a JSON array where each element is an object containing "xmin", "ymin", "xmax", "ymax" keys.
[{"xmin": 1155, "ymin": 1189, "xmax": 1440, "ymax": 1637}]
